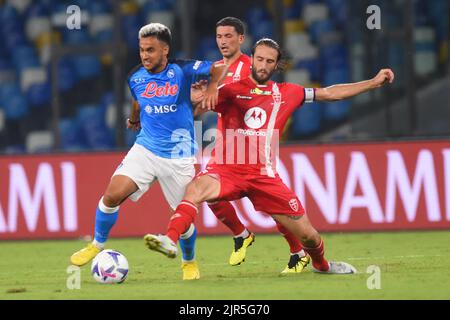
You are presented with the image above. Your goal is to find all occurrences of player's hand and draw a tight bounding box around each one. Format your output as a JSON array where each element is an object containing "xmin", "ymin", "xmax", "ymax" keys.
[
  {"xmin": 202, "ymin": 83, "xmax": 219, "ymax": 110},
  {"xmin": 191, "ymin": 80, "xmax": 207, "ymax": 105},
  {"xmin": 372, "ymin": 69, "xmax": 395, "ymax": 87},
  {"xmin": 126, "ymin": 118, "xmax": 141, "ymax": 131}
]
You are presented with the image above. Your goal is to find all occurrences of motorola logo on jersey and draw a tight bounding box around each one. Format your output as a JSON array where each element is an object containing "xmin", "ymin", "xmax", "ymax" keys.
[
  {"xmin": 244, "ymin": 107, "xmax": 267, "ymax": 129},
  {"xmin": 144, "ymin": 104, "xmax": 178, "ymax": 114},
  {"xmin": 141, "ymin": 81, "xmax": 179, "ymax": 98}
]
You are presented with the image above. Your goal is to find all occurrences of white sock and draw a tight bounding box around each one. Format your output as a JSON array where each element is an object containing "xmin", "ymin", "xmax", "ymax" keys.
[
  {"xmin": 92, "ymin": 239, "xmax": 105, "ymax": 249},
  {"xmin": 234, "ymin": 229, "xmax": 250, "ymax": 239},
  {"xmin": 180, "ymin": 224, "xmax": 195, "ymax": 240},
  {"xmin": 292, "ymin": 249, "xmax": 306, "ymax": 257}
]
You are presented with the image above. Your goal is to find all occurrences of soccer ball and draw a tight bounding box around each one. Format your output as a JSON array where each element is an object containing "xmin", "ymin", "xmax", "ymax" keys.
[{"xmin": 91, "ymin": 249, "xmax": 129, "ymax": 284}]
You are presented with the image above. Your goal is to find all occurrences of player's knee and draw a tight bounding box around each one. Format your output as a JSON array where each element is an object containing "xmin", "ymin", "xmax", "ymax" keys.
[
  {"xmin": 301, "ymin": 231, "xmax": 321, "ymax": 247},
  {"xmin": 102, "ymin": 192, "xmax": 123, "ymax": 208}
]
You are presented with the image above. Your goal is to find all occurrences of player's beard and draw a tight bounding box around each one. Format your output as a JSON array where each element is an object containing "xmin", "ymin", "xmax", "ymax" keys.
[
  {"xmin": 143, "ymin": 55, "xmax": 166, "ymax": 73},
  {"xmin": 251, "ymin": 67, "xmax": 275, "ymax": 84}
]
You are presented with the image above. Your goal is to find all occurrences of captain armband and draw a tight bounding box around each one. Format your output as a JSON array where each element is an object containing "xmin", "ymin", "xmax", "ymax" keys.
[{"xmin": 304, "ymin": 88, "xmax": 316, "ymax": 103}]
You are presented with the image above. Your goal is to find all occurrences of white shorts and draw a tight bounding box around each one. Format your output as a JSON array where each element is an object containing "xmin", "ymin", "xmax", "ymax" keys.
[{"xmin": 113, "ymin": 143, "xmax": 196, "ymax": 209}]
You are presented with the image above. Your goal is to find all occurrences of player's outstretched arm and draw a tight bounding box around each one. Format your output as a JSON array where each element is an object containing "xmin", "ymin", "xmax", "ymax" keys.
[
  {"xmin": 202, "ymin": 63, "xmax": 228, "ymax": 110},
  {"xmin": 191, "ymin": 80, "xmax": 208, "ymax": 117},
  {"xmin": 126, "ymin": 99, "xmax": 141, "ymax": 131},
  {"xmin": 315, "ymin": 68, "xmax": 395, "ymax": 102}
]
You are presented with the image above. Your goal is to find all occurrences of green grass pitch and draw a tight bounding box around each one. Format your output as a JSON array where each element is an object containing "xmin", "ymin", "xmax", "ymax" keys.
[{"xmin": 1, "ymin": 231, "xmax": 449, "ymax": 300}]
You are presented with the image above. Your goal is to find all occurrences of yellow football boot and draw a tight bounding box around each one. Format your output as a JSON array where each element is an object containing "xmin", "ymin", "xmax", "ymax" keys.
[
  {"xmin": 181, "ymin": 261, "xmax": 200, "ymax": 280},
  {"xmin": 229, "ymin": 233, "xmax": 255, "ymax": 266},
  {"xmin": 144, "ymin": 234, "xmax": 178, "ymax": 258},
  {"xmin": 70, "ymin": 243, "xmax": 102, "ymax": 266},
  {"xmin": 281, "ymin": 253, "xmax": 311, "ymax": 274}
]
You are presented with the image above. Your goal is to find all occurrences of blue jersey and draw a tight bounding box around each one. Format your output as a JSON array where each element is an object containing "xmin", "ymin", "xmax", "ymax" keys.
[{"xmin": 127, "ymin": 59, "xmax": 212, "ymax": 159}]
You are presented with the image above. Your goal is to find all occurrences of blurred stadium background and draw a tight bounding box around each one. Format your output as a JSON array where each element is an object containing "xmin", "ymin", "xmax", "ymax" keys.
[
  {"xmin": 1, "ymin": 0, "xmax": 450, "ymax": 300},
  {"xmin": 0, "ymin": 0, "xmax": 448, "ymax": 153}
]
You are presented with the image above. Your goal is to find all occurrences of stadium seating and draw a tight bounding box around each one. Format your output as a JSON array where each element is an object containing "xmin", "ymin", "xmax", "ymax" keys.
[
  {"xmin": 1, "ymin": 83, "xmax": 29, "ymax": 120},
  {"xmin": 291, "ymin": 102, "xmax": 323, "ymax": 136},
  {"xmin": 0, "ymin": 109, "xmax": 4, "ymax": 132},
  {"xmin": 25, "ymin": 130, "xmax": 53, "ymax": 153},
  {"xmin": 414, "ymin": 27, "xmax": 437, "ymax": 77},
  {"xmin": 0, "ymin": 0, "xmax": 448, "ymax": 152},
  {"xmin": 77, "ymin": 104, "xmax": 114, "ymax": 149},
  {"xmin": 59, "ymin": 117, "xmax": 87, "ymax": 151}
]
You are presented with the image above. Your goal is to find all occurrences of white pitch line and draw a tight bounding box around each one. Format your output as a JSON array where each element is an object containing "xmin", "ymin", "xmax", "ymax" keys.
[
  {"xmin": 346, "ymin": 254, "xmax": 444, "ymax": 261},
  {"xmin": 199, "ymin": 254, "xmax": 446, "ymax": 267}
]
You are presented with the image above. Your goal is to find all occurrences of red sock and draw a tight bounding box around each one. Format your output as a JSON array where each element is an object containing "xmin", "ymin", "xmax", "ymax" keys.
[
  {"xmin": 208, "ymin": 201, "xmax": 245, "ymax": 236},
  {"xmin": 167, "ymin": 200, "xmax": 197, "ymax": 243},
  {"xmin": 303, "ymin": 240, "xmax": 329, "ymax": 271},
  {"xmin": 275, "ymin": 221, "xmax": 303, "ymax": 253}
]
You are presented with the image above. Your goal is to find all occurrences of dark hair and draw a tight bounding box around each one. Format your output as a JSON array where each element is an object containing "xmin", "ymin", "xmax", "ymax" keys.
[
  {"xmin": 138, "ymin": 23, "xmax": 172, "ymax": 48},
  {"xmin": 251, "ymin": 38, "xmax": 283, "ymax": 62},
  {"xmin": 216, "ymin": 17, "xmax": 245, "ymax": 35}
]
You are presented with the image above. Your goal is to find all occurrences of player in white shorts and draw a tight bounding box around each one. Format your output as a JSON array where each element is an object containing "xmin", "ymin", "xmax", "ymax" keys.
[
  {"xmin": 69, "ymin": 22, "xmax": 226, "ymax": 280},
  {"xmin": 114, "ymin": 143, "xmax": 195, "ymax": 207}
]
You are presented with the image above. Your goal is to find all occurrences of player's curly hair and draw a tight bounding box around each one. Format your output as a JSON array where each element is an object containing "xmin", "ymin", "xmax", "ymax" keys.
[
  {"xmin": 251, "ymin": 38, "xmax": 286, "ymax": 71},
  {"xmin": 138, "ymin": 23, "xmax": 172, "ymax": 47}
]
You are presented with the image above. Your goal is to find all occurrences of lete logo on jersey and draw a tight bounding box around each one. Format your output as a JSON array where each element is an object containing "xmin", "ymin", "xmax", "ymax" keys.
[
  {"xmin": 141, "ymin": 81, "xmax": 179, "ymax": 98},
  {"xmin": 244, "ymin": 107, "xmax": 267, "ymax": 129}
]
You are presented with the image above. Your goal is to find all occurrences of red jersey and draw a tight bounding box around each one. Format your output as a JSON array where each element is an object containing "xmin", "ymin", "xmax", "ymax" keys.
[
  {"xmin": 216, "ymin": 53, "xmax": 252, "ymax": 85},
  {"xmin": 214, "ymin": 54, "xmax": 252, "ymax": 132},
  {"xmin": 210, "ymin": 78, "xmax": 313, "ymax": 177}
]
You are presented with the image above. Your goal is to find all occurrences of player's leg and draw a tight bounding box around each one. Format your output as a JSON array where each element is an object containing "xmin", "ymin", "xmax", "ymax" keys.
[
  {"xmin": 271, "ymin": 213, "xmax": 326, "ymax": 269},
  {"xmin": 250, "ymin": 175, "xmax": 355, "ymax": 273},
  {"xmin": 248, "ymin": 175, "xmax": 310, "ymax": 273},
  {"xmin": 70, "ymin": 175, "xmax": 138, "ymax": 266},
  {"xmin": 144, "ymin": 174, "xmax": 222, "ymax": 258},
  {"xmin": 208, "ymin": 200, "xmax": 255, "ymax": 266},
  {"xmin": 275, "ymin": 221, "xmax": 310, "ymax": 274},
  {"xmin": 272, "ymin": 214, "xmax": 356, "ymax": 274},
  {"xmin": 153, "ymin": 157, "xmax": 200, "ymax": 280},
  {"xmin": 71, "ymin": 143, "xmax": 155, "ymax": 266}
]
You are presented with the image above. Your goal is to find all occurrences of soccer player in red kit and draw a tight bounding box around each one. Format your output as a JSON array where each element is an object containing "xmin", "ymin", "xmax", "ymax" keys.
[
  {"xmin": 146, "ymin": 38, "xmax": 394, "ymax": 275},
  {"xmin": 198, "ymin": 17, "xmax": 309, "ymax": 273}
]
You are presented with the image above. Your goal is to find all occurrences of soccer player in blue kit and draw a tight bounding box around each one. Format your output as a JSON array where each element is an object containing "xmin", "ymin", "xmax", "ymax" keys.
[{"xmin": 70, "ymin": 23, "xmax": 227, "ymax": 280}]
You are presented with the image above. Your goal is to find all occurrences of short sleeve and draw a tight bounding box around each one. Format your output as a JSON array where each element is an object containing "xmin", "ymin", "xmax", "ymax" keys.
[
  {"xmin": 127, "ymin": 77, "xmax": 138, "ymax": 101},
  {"xmin": 126, "ymin": 64, "xmax": 142, "ymax": 101},
  {"xmin": 171, "ymin": 59, "xmax": 213, "ymax": 83},
  {"xmin": 288, "ymin": 83, "xmax": 315, "ymax": 108}
]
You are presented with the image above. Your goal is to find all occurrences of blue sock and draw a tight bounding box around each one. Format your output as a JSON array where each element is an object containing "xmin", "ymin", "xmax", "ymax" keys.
[
  {"xmin": 179, "ymin": 224, "xmax": 197, "ymax": 261},
  {"xmin": 94, "ymin": 203, "xmax": 119, "ymax": 244}
]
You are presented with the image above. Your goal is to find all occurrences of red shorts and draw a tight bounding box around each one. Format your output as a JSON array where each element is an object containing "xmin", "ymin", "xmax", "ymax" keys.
[{"xmin": 196, "ymin": 165, "xmax": 305, "ymax": 216}]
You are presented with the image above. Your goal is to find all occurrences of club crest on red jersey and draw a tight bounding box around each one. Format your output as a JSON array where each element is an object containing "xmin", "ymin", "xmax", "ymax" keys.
[
  {"xmin": 272, "ymin": 92, "xmax": 282, "ymax": 104},
  {"xmin": 289, "ymin": 198, "xmax": 299, "ymax": 212}
]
